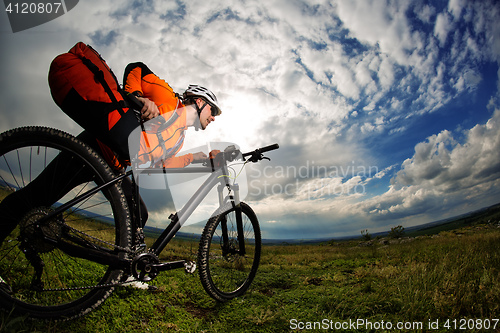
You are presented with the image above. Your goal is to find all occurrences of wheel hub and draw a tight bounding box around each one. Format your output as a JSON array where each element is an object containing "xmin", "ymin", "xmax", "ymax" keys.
[{"xmin": 19, "ymin": 207, "xmax": 62, "ymax": 253}]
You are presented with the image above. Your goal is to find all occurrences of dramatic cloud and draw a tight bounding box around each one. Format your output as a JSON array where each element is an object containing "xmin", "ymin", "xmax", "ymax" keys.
[{"xmin": 359, "ymin": 109, "xmax": 500, "ymax": 223}]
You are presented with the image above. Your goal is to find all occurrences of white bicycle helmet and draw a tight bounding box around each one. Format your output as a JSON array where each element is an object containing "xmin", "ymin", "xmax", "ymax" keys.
[{"xmin": 183, "ymin": 85, "xmax": 221, "ymax": 116}]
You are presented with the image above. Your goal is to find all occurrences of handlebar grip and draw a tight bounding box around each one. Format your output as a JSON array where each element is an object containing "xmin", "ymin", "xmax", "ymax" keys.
[
  {"xmin": 259, "ymin": 143, "xmax": 279, "ymax": 153},
  {"xmin": 242, "ymin": 143, "xmax": 279, "ymax": 159},
  {"xmin": 127, "ymin": 94, "xmax": 143, "ymax": 110}
]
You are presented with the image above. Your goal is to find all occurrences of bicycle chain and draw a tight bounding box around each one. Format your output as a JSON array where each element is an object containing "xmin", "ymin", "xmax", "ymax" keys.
[
  {"xmin": 59, "ymin": 216, "xmax": 133, "ymax": 254},
  {"xmin": 39, "ymin": 218, "xmax": 136, "ymax": 292}
]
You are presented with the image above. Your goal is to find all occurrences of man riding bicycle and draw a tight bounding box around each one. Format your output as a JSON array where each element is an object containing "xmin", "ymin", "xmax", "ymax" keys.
[{"xmin": 0, "ymin": 61, "xmax": 222, "ymax": 245}]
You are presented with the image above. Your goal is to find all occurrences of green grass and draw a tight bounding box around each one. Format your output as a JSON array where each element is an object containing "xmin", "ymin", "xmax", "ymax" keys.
[{"xmin": 2, "ymin": 221, "xmax": 499, "ymax": 332}]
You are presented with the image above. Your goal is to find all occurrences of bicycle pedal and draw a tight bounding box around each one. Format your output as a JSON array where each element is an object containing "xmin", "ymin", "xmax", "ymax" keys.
[{"xmin": 184, "ymin": 261, "xmax": 196, "ymax": 274}]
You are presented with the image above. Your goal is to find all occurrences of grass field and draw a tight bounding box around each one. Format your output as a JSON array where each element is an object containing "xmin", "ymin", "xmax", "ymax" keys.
[{"xmin": 2, "ymin": 217, "xmax": 499, "ymax": 332}]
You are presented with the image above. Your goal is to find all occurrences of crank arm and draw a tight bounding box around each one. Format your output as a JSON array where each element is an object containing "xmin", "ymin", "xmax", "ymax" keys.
[
  {"xmin": 152, "ymin": 260, "xmax": 197, "ymax": 274},
  {"xmin": 152, "ymin": 260, "xmax": 186, "ymax": 272}
]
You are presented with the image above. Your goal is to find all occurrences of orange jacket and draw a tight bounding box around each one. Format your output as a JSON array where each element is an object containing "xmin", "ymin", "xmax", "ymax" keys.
[
  {"xmin": 124, "ymin": 62, "xmax": 180, "ymax": 116},
  {"xmin": 99, "ymin": 63, "xmax": 193, "ymax": 169},
  {"xmin": 123, "ymin": 62, "xmax": 193, "ymax": 168}
]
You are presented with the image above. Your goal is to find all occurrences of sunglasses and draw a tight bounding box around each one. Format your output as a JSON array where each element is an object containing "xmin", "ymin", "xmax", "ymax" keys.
[
  {"xmin": 210, "ymin": 106, "xmax": 220, "ymax": 117},
  {"xmin": 198, "ymin": 99, "xmax": 220, "ymax": 117}
]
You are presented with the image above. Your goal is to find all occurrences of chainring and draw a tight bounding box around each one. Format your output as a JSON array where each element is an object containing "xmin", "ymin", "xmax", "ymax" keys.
[{"xmin": 130, "ymin": 252, "xmax": 160, "ymax": 282}]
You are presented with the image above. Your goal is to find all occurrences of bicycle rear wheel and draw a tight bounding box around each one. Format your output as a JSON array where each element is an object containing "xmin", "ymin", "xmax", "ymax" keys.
[
  {"xmin": 198, "ymin": 202, "xmax": 261, "ymax": 301},
  {"xmin": 0, "ymin": 127, "xmax": 131, "ymax": 320}
]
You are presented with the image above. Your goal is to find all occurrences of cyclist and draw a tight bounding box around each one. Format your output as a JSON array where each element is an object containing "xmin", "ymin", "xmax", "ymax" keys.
[
  {"xmin": 117, "ymin": 62, "xmax": 222, "ymax": 168},
  {"xmin": 0, "ymin": 62, "xmax": 222, "ymax": 247}
]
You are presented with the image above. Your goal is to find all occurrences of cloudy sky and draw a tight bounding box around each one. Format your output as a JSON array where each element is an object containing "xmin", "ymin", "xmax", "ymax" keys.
[{"xmin": 1, "ymin": 0, "xmax": 499, "ymax": 240}]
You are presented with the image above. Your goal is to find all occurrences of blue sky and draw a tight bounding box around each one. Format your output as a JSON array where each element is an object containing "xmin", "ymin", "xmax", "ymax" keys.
[{"xmin": 1, "ymin": 0, "xmax": 499, "ymax": 239}]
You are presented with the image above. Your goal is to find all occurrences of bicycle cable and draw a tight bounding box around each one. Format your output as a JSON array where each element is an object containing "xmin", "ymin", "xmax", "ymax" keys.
[{"xmin": 218, "ymin": 161, "xmax": 248, "ymax": 182}]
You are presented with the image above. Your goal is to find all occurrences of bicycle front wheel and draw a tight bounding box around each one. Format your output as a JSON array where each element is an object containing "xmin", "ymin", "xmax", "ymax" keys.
[
  {"xmin": 198, "ymin": 202, "xmax": 261, "ymax": 301},
  {"xmin": 0, "ymin": 127, "xmax": 131, "ymax": 320}
]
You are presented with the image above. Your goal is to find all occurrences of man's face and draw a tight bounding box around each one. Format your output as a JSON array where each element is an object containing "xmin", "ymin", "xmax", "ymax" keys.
[{"xmin": 197, "ymin": 99, "xmax": 216, "ymax": 130}]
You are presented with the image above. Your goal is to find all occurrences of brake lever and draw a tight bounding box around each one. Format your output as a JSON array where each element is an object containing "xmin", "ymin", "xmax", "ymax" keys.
[{"xmin": 246, "ymin": 153, "xmax": 271, "ymax": 163}]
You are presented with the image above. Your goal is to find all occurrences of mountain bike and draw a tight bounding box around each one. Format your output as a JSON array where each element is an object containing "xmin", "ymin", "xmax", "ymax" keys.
[{"xmin": 0, "ymin": 126, "xmax": 278, "ymax": 320}]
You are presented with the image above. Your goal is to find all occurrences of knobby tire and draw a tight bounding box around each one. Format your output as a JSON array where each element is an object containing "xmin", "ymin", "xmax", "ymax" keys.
[{"xmin": 198, "ymin": 202, "xmax": 261, "ymax": 301}]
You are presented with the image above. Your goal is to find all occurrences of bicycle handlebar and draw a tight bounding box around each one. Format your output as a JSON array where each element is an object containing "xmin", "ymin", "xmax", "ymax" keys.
[
  {"xmin": 195, "ymin": 143, "xmax": 279, "ymax": 167},
  {"xmin": 242, "ymin": 143, "xmax": 279, "ymax": 157},
  {"xmin": 241, "ymin": 143, "xmax": 279, "ymax": 163}
]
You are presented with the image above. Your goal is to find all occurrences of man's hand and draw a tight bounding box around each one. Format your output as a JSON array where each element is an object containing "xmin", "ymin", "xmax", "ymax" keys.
[
  {"xmin": 192, "ymin": 150, "xmax": 222, "ymax": 164},
  {"xmin": 137, "ymin": 96, "xmax": 160, "ymax": 120},
  {"xmin": 192, "ymin": 152, "xmax": 208, "ymax": 163},
  {"xmin": 209, "ymin": 150, "xmax": 221, "ymax": 159}
]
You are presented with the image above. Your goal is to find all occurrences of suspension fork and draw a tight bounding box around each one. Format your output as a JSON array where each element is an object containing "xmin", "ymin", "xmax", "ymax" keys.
[
  {"xmin": 217, "ymin": 182, "xmax": 246, "ymax": 256},
  {"xmin": 234, "ymin": 200, "xmax": 246, "ymax": 256}
]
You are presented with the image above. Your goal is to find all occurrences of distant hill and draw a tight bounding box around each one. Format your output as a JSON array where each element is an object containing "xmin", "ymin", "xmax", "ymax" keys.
[
  {"xmin": 349, "ymin": 202, "xmax": 500, "ymax": 243},
  {"xmin": 262, "ymin": 202, "xmax": 500, "ymax": 245},
  {"xmin": 143, "ymin": 226, "xmax": 200, "ymax": 241},
  {"xmin": 404, "ymin": 202, "xmax": 500, "ymax": 237}
]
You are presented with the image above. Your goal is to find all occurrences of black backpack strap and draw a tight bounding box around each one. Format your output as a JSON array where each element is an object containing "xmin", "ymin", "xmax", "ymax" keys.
[{"xmin": 81, "ymin": 56, "xmax": 126, "ymax": 116}]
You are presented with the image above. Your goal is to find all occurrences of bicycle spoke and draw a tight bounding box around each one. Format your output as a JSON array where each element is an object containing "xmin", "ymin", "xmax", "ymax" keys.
[
  {"xmin": 2, "ymin": 154, "xmax": 20, "ymax": 190},
  {"xmin": 29, "ymin": 147, "xmax": 32, "ymax": 183},
  {"xmin": 16, "ymin": 150, "xmax": 26, "ymax": 188}
]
